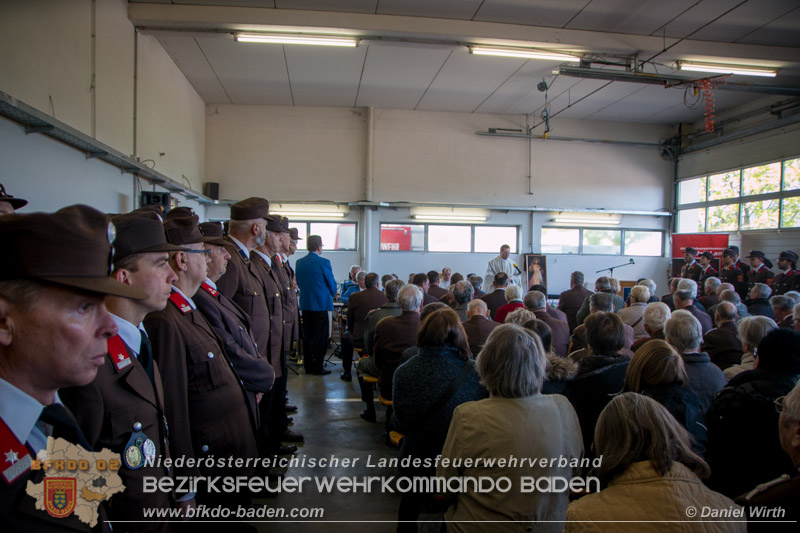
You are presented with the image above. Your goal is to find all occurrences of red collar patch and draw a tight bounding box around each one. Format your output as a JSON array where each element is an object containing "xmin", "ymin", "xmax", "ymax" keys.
[
  {"xmin": 201, "ymin": 282, "xmax": 219, "ymax": 297},
  {"xmin": 0, "ymin": 418, "xmax": 32, "ymax": 485},
  {"xmin": 169, "ymin": 291, "xmax": 192, "ymax": 314},
  {"xmin": 107, "ymin": 335, "xmax": 133, "ymax": 371}
]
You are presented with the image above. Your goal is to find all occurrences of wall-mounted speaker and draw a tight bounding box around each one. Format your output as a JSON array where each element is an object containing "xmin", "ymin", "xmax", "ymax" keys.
[
  {"xmin": 204, "ymin": 182, "xmax": 220, "ymax": 201},
  {"xmin": 141, "ymin": 191, "xmax": 171, "ymax": 213}
]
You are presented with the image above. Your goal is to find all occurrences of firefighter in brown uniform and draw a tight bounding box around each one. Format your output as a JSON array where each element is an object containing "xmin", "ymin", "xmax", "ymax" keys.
[
  {"xmin": 143, "ymin": 217, "xmax": 258, "ymax": 511},
  {"xmin": 746, "ymin": 250, "xmax": 776, "ymax": 293},
  {"xmin": 729, "ymin": 245, "xmax": 751, "ymax": 277},
  {"xmin": 681, "ymin": 246, "xmax": 703, "ymax": 283},
  {"xmin": 774, "ymin": 250, "xmax": 800, "ymax": 296},
  {"xmin": 0, "ymin": 205, "xmax": 146, "ymax": 532},
  {"xmin": 698, "ymin": 251, "xmax": 719, "ymax": 285},
  {"xmin": 61, "ymin": 213, "xmax": 189, "ymax": 531},
  {"xmin": 719, "ymin": 248, "xmax": 748, "ymax": 300}
]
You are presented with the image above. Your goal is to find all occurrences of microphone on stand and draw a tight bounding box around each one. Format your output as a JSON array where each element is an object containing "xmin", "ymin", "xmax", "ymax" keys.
[{"xmin": 513, "ymin": 263, "xmax": 522, "ymax": 274}]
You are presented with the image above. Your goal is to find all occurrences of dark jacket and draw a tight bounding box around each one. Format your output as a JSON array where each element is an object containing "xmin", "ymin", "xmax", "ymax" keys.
[
  {"xmin": 563, "ymin": 353, "xmax": 630, "ymax": 455},
  {"xmin": 480, "ymin": 288, "xmax": 507, "ymax": 319},
  {"xmin": 533, "ymin": 309, "xmax": 570, "ymax": 356},
  {"xmin": 640, "ymin": 382, "xmax": 707, "ymax": 456},
  {"xmin": 363, "ymin": 301, "xmax": 403, "ymax": 355},
  {"xmin": 575, "ymin": 290, "xmax": 624, "ymax": 326},
  {"xmin": 681, "ymin": 304, "xmax": 713, "ymax": 335},
  {"xmin": 736, "ymin": 471, "xmax": 800, "ymax": 532},
  {"xmin": 697, "ymin": 294, "xmax": 718, "ymax": 310},
  {"xmin": 427, "ymin": 284, "xmax": 448, "ymax": 300},
  {"xmin": 706, "ymin": 368, "xmax": 799, "ymax": 498},
  {"xmin": 374, "ymin": 311, "xmax": 421, "ymax": 399},
  {"xmin": 250, "ymin": 253, "xmax": 286, "ymax": 377},
  {"xmin": 747, "ymin": 297, "xmax": 776, "ymax": 319},
  {"xmin": 347, "ymin": 287, "xmax": 387, "ymax": 342},
  {"xmin": 702, "ymin": 321, "xmax": 744, "ymax": 370},
  {"xmin": 462, "ymin": 314, "xmax": 499, "ymax": 357},
  {"xmin": 558, "ymin": 286, "xmax": 593, "ymax": 332},
  {"xmin": 631, "ymin": 329, "xmax": 665, "ymax": 353},
  {"xmin": 541, "ymin": 353, "xmax": 579, "ymax": 395},
  {"xmin": 680, "ymin": 352, "xmax": 727, "ymax": 413},
  {"xmin": 392, "ymin": 346, "xmax": 487, "ymax": 473}
]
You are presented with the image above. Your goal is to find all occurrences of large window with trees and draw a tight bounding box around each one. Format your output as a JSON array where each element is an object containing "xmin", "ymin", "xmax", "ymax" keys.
[
  {"xmin": 676, "ymin": 157, "xmax": 800, "ymax": 233},
  {"xmin": 379, "ymin": 224, "xmax": 518, "ymax": 253},
  {"xmin": 541, "ymin": 228, "xmax": 663, "ymax": 256}
]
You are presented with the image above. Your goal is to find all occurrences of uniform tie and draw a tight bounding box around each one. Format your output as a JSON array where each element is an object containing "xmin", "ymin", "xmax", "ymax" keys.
[
  {"xmin": 39, "ymin": 403, "xmax": 93, "ymax": 451},
  {"xmin": 139, "ymin": 330, "xmax": 156, "ymax": 388}
]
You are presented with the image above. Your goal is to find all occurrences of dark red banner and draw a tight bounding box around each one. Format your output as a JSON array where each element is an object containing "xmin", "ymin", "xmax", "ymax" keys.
[{"xmin": 672, "ymin": 234, "xmax": 730, "ymax": 259}]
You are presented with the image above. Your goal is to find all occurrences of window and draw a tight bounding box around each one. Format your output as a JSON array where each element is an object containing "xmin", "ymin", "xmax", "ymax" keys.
[
  {"xmin": 290, "ymin": 223, "xmax": 307, "ymax": 243},
  {"xmin": 308, "ymin": 222, "xmax": 357, "ymax": 250},
  {"xmin": 474, "ymin": 226, "xmax": 517, "ymax": 253},
  {"xmin": 379, "ymin": 224, "xmax": 518, "ymax": 253},
  {"xmin": 541, "ymin": 228, "xmax": 579, "ymax": 254},
  {"xmin": 582, "ymin": 229, "xmax": 621, "ymax": 255},
  {"xmin": 675, "ymin": 155, "xmax": 800, "ymax": 233},
  {"xmin": 428, "ymin": 225, "xmax": 471, "ymax": 252},
  {"xmin": 624, "ymin": 231, "xmax": 663, "ymax": 256}
]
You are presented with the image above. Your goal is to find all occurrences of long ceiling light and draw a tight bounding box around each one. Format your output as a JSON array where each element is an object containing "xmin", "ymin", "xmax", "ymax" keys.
[
  {"xmin": 271, "ymin": 211, "xmax": 346, "ymax": 218},
  {"xmin": 412, "ymin": 215, "xmax": 487, "ymax": 222},
  {"xmin": 470, "ymin": 46, "xmax": 581, "ymax": 62},
  {"xmin": 235, "ymin": 33, "xmax": 358, "ymax": 47},
  {"xmin": 552, "ymin": 218, "xmax": 621, "ymax": 225},
  {"xmin": 677, "ymin": 61, "xmax": 777, "ymax": 78}
]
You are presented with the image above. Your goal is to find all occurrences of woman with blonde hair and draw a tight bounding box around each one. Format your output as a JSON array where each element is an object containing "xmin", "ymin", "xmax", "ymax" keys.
[
  {"xmin": 565, "ymin": 393, "xmax": 744, "ymax": 532},
  {"xmin": 623, "ymin": 339, "xmax": 707, "ymax": 454}
]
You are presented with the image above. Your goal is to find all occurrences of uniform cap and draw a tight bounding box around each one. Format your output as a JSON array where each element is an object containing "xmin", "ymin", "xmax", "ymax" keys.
[
  {"xmin": 230, "ymin": 197, "xmax": 269, "ymax": 221},
  {"xmin": 111, "ymin": 213, "xmax": 188, "ymax": 259},
  {"xmin": 684, "ymin": 247, "xmax": 697, "ymax": 256},
  {"xmin": 746, "ymin": 250, "xmax": 765, "ymax": 259},
  {"xmin": 198, "ymin": 221, "xmax": 228, "ymax": 247},
  {"xmin": 0, "ymin": 183, "xmax": 27, "ymax": 209}
]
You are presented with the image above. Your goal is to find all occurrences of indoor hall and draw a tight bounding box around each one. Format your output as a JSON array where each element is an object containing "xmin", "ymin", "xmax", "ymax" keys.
[{"xmin": 1, "ymin": 1, "xmax": 799, "ymax": 532}]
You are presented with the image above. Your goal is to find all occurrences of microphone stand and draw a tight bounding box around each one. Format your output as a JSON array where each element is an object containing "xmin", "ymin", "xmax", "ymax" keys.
[{"xmin": 596, "ymin": 259, "xmax": 635, "ymax": 279}]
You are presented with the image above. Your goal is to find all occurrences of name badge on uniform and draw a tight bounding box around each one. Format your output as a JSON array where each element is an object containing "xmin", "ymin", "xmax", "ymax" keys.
[
  {"xmin": 107, "ymin": 336, "xmax": 133, "ymax": 371},
  {"xmin": 169, "ymin": 292, "xmax": 192, "ymax": 314},
  {"xmin": 0, "ymin": 418, "xmax": 32, "ymax": 484},
  {"xmin": 123, "ymin": 422, "xmax": 156, "ymax": 470}
]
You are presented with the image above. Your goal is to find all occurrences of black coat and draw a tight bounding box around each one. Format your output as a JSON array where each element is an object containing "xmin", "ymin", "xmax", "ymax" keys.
[
  {"xmin": 641, "ymin": 383, "xmax": 707, "ymax": 456},
  {"xmin": 705, "ymin": 368, "xmax": 799, "ymax": 498},
  {"xmin": 747, "ymin": 297, "xmax": 776, "ymax": 319}
]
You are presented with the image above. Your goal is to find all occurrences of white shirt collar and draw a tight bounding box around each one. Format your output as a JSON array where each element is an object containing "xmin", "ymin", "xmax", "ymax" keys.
[
  {"xmin": 204, "ymin": 278, "xmax": 217, "ymax": 290},
  {"xmin": 252, "ymin": 249, "xmax": 271, "ymax": 264},
  {"xmin": 110, "ymin": 313, "xmax": 145, "ymax": 358},
  {"xmin": 229, "ymin": 236, "xmax": 250, "ymax": 256},
  {"xmin": 171, "ymin": 285, "xmax": 197, "ymax": 310},
  {"xmin": 0, "ymin": 376, "xmax": 60, "ymax": 448}
]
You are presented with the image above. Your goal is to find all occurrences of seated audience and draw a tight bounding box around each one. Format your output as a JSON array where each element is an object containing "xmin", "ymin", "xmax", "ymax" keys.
[
  {"xmin": 673, "ymin": 285, "xmax": 712, "ymax": 334},
  {"xmin": 427, "ymin": 270, "xmax": 448, "ymax": 299},
  {"xmin": 664, "ymin": 310, "xmax": 726, "ymax": 412},
  {"xmin": 637, "ymin": 278, "xmax": 660, "ymax": 304},
  {"xmin": 735, "ymin": 380, "xmax": 800, "ymax": 530},
  {"xmin": 698, "ymin": 276, "xmax": 722, "ymax": 309},
  {"xmin": 622, "ymin": 340, "xmax": 707, "ymax": 454},
  {"xmin": 770, "ymin": 295, "xmax": 794, "ymax": 328},
  {"xmin": 438, "ymin": 324, "xmax": 583, "ymax": 533},
  {"xmin": 724, "ymin": 315, "xmax": 778, "ymax": 381},
  {"xmin": 702, "ymin": 301, "xmax": 743, "ymax": 370},
  {"xmin": 708, "ymin": 288, "xmax": 749, "ymax": 326},
  {"xmin": 480, "ymin": 272, "xmax": 509, "ymax": 319},
  {"xmin": 524, "ymin": 319, "xmax": 579, "ymax": 395},
  {"xmin": 785, "ymin": 291, "xmax": 800, "ymax": 306},
  {"xmin": 451, "ymin": 280, "xmax": 473, "ymax": 321},
  {"xmin": 617, "ymin": 285, "xmax": 650, "ymax": 339},
  {"xmin": 631, "ymin": 302, "xmax": 671, "ymax": 352},
  {"xmin": 439, "ymin": 273, "xmax": 464, "ymax": 307},
  {"xmin": 504, "ymin": 307, "xmax": 536, "ymax": 326},
  {"xmin": 525, "ymin": 290, "xmax": 570, "ymax": 356},
  {"xmin": 563, "ymin": 312, "xmax": 630, "ymax": 456},
  {"xmin": 558, "ymin": 271, "xmax": 593, "ymax": 332},
  {"xmin": 344, "ymin": 272, "xmax": 387, "ymax": 380},
  {"xmin": 569, "ymin": 292, "xmax": 634, "ymax": 359},
  {"xmin": 412, "ymin": 272, "xmax": 439, "ymax": 306},
  {"xmin": 340, "ymin": 264, "xmax": 361, "ymax": 303},
  {"xmin": 363, "ymin": 279, "xmax": 405, "ymax": 356},
  {"xmin": 392, "ymin": 308, "xmax": 487, "ymax": 532},
  {"xmin": 529, "ymin": 284, "xmax": 568, "ymax": 323},
  {"xmin": 398, "ymin": 302, "xmax": 450, "ymax": 365},
  {"xmin": 565, "ymin": 393, "xmax": 744, "ymax": 533},
  {"xmin": 468, "ymin": 274, "xmax": 485, "ymax": 299},
  {"xmin": 494, "ymin": 284, "xmax": 524, "ymax": 324},
  {"xmin": 747, "ymin": 283, "xmax": 776, "ymax": 319},
  {"xmin": 461, "ymin": 299, "xmax": 498, "ymax": 356},
  {"xmin": 706, "ymin": 329, "xmax": 800, "ymax": 498},
  {"xmin": 796, "ymin": 302, "xmax": 800, "ymax": 331},
  {"xmin": 576, "ymin": 276, "xmax": 623, "ymax": 325},
  {"xmin": 661, "ymin": 277, "xmax": 681, "ymax": 310}
]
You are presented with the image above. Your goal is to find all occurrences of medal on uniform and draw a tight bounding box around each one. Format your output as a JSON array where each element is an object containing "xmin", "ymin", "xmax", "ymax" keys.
[
  {"xmin": 142, "ymin": 438, "xmax": 156, "ymax": 463},
  {"xmin": 123, "ymin": 422, "xmax": 148, "ymax": 469}
]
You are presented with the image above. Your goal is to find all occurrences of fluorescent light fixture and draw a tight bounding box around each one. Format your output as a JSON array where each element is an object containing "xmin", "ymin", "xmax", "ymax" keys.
[
  {"xmin": 271, "ymin": 211, "xmax": 346, "ymax": 218},
  {"xmin": 677, "ymin": 61, "xmax": 777, "ymax": 78},
  {"xmin": 235, "ymin": 33, "xmax": 358, "ymax": 47},
  {"xmin": 470, "ymin": 46, "xmax": 581, "ymax": 62},
  {"xmin": 412, "ymin": 215, "xmax": 487, "ymax": 222},
  {"xmin": 552, "ymin": 217, "xmax": 621, "ymax": 226}
]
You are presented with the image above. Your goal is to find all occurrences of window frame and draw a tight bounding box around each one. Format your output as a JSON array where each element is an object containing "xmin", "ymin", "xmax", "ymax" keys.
[
  {"xmin": 540, "ymin": 226, "xmax": 664, "ymax": 256},
  {"xmin": 378, "ymin": 223, "xmax": 520, "ymax": 253},
  {"xmin": 283, "ymin": 220, "xmax": 359, "ymax": 251}
]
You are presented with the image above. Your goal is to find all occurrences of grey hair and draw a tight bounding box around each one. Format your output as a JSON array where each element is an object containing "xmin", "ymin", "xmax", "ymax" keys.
[
  {"xmin": 477, "ymin": 324, "xmax": 546, "ymax": 398},
  {"xmin": 595, "ymin": 276, "xmax": 612, "ymax": 291},
  {"xmin": 783, "ymin": 380, "xmax": 800, "ymax": 423},
  {"xmin": 638, "ymin": 278, "xmax": 656, "ymax": 296},
  {"xmin": 228, "ymin": 218, "xmax": 261, "ymax": 238},
  {"xmin": 306, "ymin": 235, "xmax": 322, "ymax": 252},
  {"xmin": 355, "ymin": 271, "xmax": 367, "ymax": 282},
  {"xmin": 468, "ymin": 275, "xmax": 483, "ymax": 291},
  {"xmin": 751, "ymin": 283, "xmax": 772, "ymax": 299},
  {"xmin": 737, "ymin": 315, "xmax": 778, "ymax": 348},
  {"xmin": 630, "ymin": 285, "xmax": 650, "ymax": 303},
  {"xmin": 704, "ymin": 277, "xmax": 721, "ymax": 294},
  {"xmin": 452, "ymin": 280, "xmax": 474, "ymax": 304},
  {"xmin": 669, "ymin": 277, "xmax": 681, "ymax": 291},
  {"xmin": 397, "ymin": 284, "xmax": 423, "ymax": 311},
  {"xmin": 673, "ymin": 290, "xmax": 693, "ymax": 305},
  {"xmin": 505, "ymin": 308, "xmax": 536, "ymax": 326},
  {"xmin": 349, "ymin": 264, "xmax": 361, "ymax": 272},
  {"xmin": 467, "ymin": 299, "xmax": 487, "ymax": 315},
  {"xmin": 590, "ymin": 292, "xmax": 614, "ymax": 313},
  {"xmin": 523, "ymin": 290, "xmax": 546, "ymax": 310},
  {"xmin": 504, "ymin": 284, "xmax": 522, "ymax": 302},
  {"xmin": 664, "ymin": 309, "xmax": 703, "ymax": 354},
  {"xmin": 795, "ymin": 302, "xmax": 800, "ymax": 320},
  {"xmin": 716, "ymin": 282, "xmax": 734, "ymax": 297},
  {"xmin": 384, "ymin": 279, "xmax": 404, "ymax": 302},
  {"xmin": 677, "ymin": 278, "xmax": 697, "ymax": 297},
  {"xmin": 571, "ymin": 271, "xmax": 585, "ymax": 286},
  {"xmin": 785, "ymin": 291, "xmax": 800, "ymax": 305},
  {"xmin": 719, "ymin": 289, "xmax": 741, "ymax": 305},
  {"xmin": 770, "ymin": 295, "xmax": 793, "ymax": 312},
  {"xmin": 643, "ymin": 302, "xmax": 671, "ymax": 331},
  {"xmin": 716, "ymin": 301, "xmax": 737, "ymax": 322}
]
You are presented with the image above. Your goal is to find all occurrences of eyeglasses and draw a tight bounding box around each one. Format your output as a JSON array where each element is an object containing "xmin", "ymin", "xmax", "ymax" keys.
[{"xmin": 774, "ymin": 396, "xmax": 785, "ymax": 414}]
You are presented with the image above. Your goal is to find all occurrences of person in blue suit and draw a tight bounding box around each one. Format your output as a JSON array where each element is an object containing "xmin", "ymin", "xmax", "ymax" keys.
[{"xmin": 295, "ymin": 235, "xmax": 338, "ymax": 375}]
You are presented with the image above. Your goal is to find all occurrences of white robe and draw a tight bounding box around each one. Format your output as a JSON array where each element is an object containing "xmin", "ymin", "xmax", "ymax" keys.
[{"xmin": 484, "ymin": 255, "xmax": 520, "ymax": 292}]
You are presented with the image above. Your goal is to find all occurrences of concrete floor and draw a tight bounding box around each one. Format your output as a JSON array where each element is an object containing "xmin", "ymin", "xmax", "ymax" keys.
[{"xmin": 252, "ymin": 355, "xmax": 403, "ymax": 532}]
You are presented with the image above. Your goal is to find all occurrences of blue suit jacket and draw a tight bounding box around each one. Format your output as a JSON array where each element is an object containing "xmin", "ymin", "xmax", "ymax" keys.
[{"xmin": 295, "ymin": 251, "xmax": 338, "ymax": 311}]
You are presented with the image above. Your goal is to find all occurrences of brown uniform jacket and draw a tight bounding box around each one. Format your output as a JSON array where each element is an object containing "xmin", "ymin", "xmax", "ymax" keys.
[
  {"xmin": 462, "ymin": 314, "xmax": 499, "ymax": 357},
  {"xmin": 558, "ymin": 286, "xmax": 593, "ymax": 332},
  {"xmin": 60, "ymin": 335, "xmax": 173, "ymax": 531},
  {"xmin": 250, "ymin": 252, "xmax": 285, "ymax": 376},
  {"xmin": 702, "ymin": 321, "xmax": 744, "ymax": 371},
  {"xmin": 533, "ymin": 309, "xmax": 571, "ymax": 356},
  {"xmin": 347, "ymin": 288, "xmax": 387, "ymax": 342},
  {"xmin": 143, "ymin": 291, "xmax": 258, "ymax": 480},
  {"xmin": 421, "ymin": 291, "xmax": 439, "ymax": 307},
  {"xmin": 427, "ymin": 284, "xmax": 448, "ymax": 300},
  {"xmin": 480, "ymin": 288, "xmax": 507, "ymax": 320},
  {"xmin": 216, "ymin": 237, "xmax": 272, "ymax": 362},
  {"xmin": 373, "ymin": 311, "xmax": 420, "ymax": 400},
  {"xmin": 272, "ymin": 254, "xmax": 297, "ymax": 352}
]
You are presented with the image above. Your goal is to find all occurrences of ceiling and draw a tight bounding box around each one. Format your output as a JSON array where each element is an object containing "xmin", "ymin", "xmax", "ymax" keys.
[{"xmin": 129, "ymin": 0, "xmax": 800, "ymax": 125}]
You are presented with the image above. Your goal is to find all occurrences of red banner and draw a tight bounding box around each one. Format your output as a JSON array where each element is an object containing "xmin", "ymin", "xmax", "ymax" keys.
[{"xmin": 672, "ymin": 234, "xmax": 729, "ymax": 259}]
